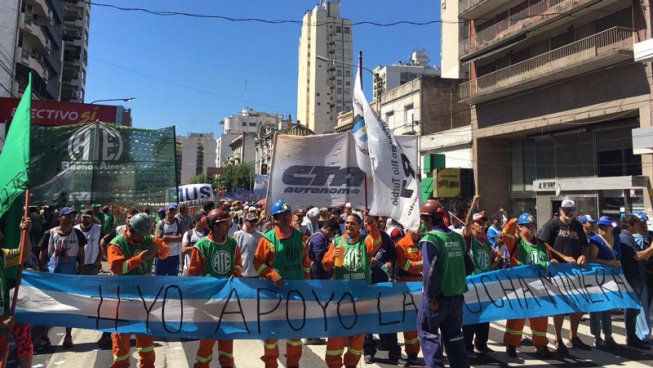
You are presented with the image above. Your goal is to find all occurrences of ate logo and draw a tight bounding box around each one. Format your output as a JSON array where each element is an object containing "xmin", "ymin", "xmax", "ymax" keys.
[
  {"xmin": 68, "ymin": 123, "xmax": 123, "ymax": 162},
  {"xmin": 476, "ymin": 250, "xmax": 490, "ymax": 270},
  {"xmin": 343, "ymin": 248, "xmax": 363, "ymax": 272},
  {"xmin": 212, "ymin": 250, "xmax": 232, "ymax": 274},
  {"xmin": 283, "ymin": 244, "xmax": 300, "ymax": 264}
]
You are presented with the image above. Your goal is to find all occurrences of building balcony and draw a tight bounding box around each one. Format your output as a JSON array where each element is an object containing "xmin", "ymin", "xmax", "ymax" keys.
[
  {"xmin": 460, "ymin": 0, "xmax": 614, "ymax": 58},
  {"xmin": 460, "ymin": 27, "xmax": 633, "ymax": 103},
  {"xmin": 20, "ymin": 13, "xmax": 51, "ymax": 53},
  {"xmin": 459, "ymin": 0, "xmax": 513, "ymax": 20},
  {"xmin": 18, "ymin": 47, "xmax": 49, "ymax": 82}
]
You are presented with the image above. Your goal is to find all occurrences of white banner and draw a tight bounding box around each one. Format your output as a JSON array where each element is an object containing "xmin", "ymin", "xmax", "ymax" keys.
[
  {"xmin": 178, "ymin": 183, "xmax": 214, "ymax": 204},
  {"xmin": 253, "ymin": 174, "xmax": 269, "ymax": 198},
  {"xmin": 353, "ymin": 69, "xmax": 422, "ymax": 231},
  {"xmin": 267, "ymin": 133, "xmax": 417, "ymax": 217}
]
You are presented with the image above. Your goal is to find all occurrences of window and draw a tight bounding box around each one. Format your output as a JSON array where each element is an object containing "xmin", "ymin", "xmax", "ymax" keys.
[
  {"xmin": 386, "ymin": 112, "xmax": 395, "ymax": 129},
  {"xmin": 344, "ymin": 27, "xmax": 351, "ymax": 34},
  {"xmin": 345, "ymin": 70, "xmax": 351, "ymax": 77},
  {"xmin": 336, "ymin": 26, "xmax": 342, "ymax": 33},
  {"xmin": 404, "ymin": 104, "xmax": 414, "ymax": 124},
  {"xmin": 337, "ymin": 79, "xmax": 342, "ymax": 85},
  {"xmin": 345, "ymin": 81, "xmax": 350, "ymax": 86},
  {"xmin": 337, "ymin": 69, "xmax": 343, "ymax": 76},
  {"xmin": 249, "ymin": 122, "xmax": 257, "ymax": 126},
  {"xmin": 344, "ymin": 88, "xmax": 350, "ymax": 94},
  {"xmin": 337, "ymin": 88, "xmax": 343, "ymax": 94}
]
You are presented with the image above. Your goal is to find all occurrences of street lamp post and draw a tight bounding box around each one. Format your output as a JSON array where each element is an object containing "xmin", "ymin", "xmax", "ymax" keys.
[{"xmin": 88, "ymin": 97, "xmax": 136, "ymax": 104}]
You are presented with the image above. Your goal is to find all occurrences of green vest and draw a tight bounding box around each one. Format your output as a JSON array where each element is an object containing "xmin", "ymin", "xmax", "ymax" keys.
[
  {"xmin": 111, "ymin": 234, "xmax": 155, "ymax": 276},
  {"xmin": 420, "ymin": 230, "xmax": 468, "ymax": 297},
  {"xmin": 517, "ymin": 237, "xmax": 549, "ymax": 269},
  {"xmin": 193, "ymin": 236, "xmax": 237, "ymax": 278},
  {"xmin": 470, "ymin": 235, "xmax": 492, "ymax": 274},
  {"xmin": 263, "ymin": 228, "xmax": 305, "ymax": 280},
  {"xmin": 0, "ymin": 253, "xmax": 7, "ymax": 317},
  {"xmin": 333, "ymin": 235, "xmax": 371, "ymax": 283}
]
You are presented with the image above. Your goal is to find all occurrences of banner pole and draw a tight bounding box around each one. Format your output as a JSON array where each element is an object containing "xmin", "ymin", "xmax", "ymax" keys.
[
  {"xmin": 359, "ymin": 51, "xmax": 369, "ymax": 211},
  {"xmin": 9, "ymin": 189, "xmax": 30, "ymax": 316}
]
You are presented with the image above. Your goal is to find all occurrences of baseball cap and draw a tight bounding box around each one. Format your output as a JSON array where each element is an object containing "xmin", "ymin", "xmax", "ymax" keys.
[
  {"xmin": 195, "ymin": 210, "xmax": 207, "ymax": 221},
  {"xmin": 633, "ymin": 211, "xmax": 649, "ymax": 222},
  {"xmin": 59, "ymin": 207, "xmax": 77, "ymax": 217},
  {"xmin": 157, "ymin": 207, "xmax": 166, "ymax": 215},
  {"xmin": 81, "ymin": 209, "xmax": 94, "ymax": 217},
  {"xmin": 579, "ymin": 215, "xmax": 597, "ymax": 224},
  {"xmin": 307, "ymin": 207, "xmax": 320, "ymax": 218},
  {"xmin": 597, "ymin": 215, "xmax": 614, "ymax": 227},
  {"xmin": 561, "ymin": 199, "xmax": 576, "ymax": 209},
  {"xmin": 166, "ymin": 203, "xmax": 178, "ymax": 211},
  {"xmin": 245, "ymin": 212, "xmax": 259, "ymax": 221},
  {"xmin": 472, "ymin": 213, "xmax": 487, "ymax": 222},
  {"xmin": 345, "ymin": 202, "xmax": 352, "ymax": 208}
]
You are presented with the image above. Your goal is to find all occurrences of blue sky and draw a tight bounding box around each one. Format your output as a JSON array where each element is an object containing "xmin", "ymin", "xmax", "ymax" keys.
[{"xmin": 85, "ymin": 1, "xmax": 441, "ymax": 135}]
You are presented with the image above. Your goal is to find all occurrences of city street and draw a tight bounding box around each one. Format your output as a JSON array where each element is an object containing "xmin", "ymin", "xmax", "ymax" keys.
[{"xmin": 25, "ymin": 315, "xmax": 653, "ymax": 367}]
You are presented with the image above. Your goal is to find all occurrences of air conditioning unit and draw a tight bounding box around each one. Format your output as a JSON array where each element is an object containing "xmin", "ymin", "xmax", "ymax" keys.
[{"xmin": 635, "ymin": 39, "xmax": 653, "ymax": 62}]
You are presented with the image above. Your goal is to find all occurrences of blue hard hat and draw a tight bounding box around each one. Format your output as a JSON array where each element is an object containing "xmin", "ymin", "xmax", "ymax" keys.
[
  {"xmin": 518, "ymin": 212, "xmax": 536, "ymax": 226},
  {"xmin": 271, "ymin": 200, "xmax": 291, "ymax": 216},
  {"xmin": 633, "ymin": 211, "xmax": 649, "ymax": 222}
]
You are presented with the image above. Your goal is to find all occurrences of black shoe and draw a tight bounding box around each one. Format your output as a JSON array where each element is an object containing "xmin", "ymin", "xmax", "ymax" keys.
[
  {"xmin": 97, "ymin": 333, "xmax": 112, "ymax": 349},
  {"xmin": 571, "ymin": 337, "xmax": 592, "ymax": 350},
  {"xmin": 387, "ymin": 355, "xmax": 400, "ymax": 364},
  {"xmin": 399, "ymin": 354, "xmax": 419, "ymax": 367},
  {"xmin": 536, "ymin": 346, "xmax": 551, "ymax": 358},
  {"xmin": 475, "ymin": 344, "xmax": 494, "ymax": 353},
  {"xmin": 34, "ymin": 336, "xmax": 51, "ymax": 352},
  {"xmin": 594, "ymin": 337, "xmax": 606, "ymax": 351},
  {"xmin": 555, "ymin": 340, "xmax": 569, "ymax": 354},
  {"xmin": 627, "ymin": 339, "xmax": 651, "ymax": 350},
  {"xmin": 506, "ymin": 345, "xmax": 517, "ymax": 358},
  {"xmin": 604, "ymin": 336, "xmax": 619, "ymax": 349}
]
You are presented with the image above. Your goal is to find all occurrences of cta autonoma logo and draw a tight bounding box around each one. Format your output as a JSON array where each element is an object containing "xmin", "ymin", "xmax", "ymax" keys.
[{"xmin": 63, "ymin": 124, "xmax": 125, "ymax": 170}]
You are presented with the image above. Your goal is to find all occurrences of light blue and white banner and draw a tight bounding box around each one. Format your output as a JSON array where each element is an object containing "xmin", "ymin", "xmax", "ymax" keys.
[{"xmin": 15, "ymin": 264, "xmax": 638, "ymax": 339}]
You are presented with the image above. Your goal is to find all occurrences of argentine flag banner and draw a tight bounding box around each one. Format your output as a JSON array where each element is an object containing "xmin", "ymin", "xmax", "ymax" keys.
[{"xmin": 14, "ymin": 264, "xmax": 638, "ymax": 339}]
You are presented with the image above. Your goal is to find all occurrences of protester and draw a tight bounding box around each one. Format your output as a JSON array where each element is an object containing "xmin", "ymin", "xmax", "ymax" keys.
[
  {"xmin": 307, "ymin": 218, "xmax": 339, "ymax": 281},
  {"xmin": 418, "ymin": 201, "xmax": 472, "ymax": 368},
  {"xmin": 632, "ymin": 211, "xmax": 652, "ymax": 342},
  {"xmin": 107, "ymin": 213, "xmax": 169, "ymax": 367},
  {"xmin": 462, "ymin": 196, "xmax": 499, "ymax": 356},
  {"xmin": 579, "ymin": 215, "xmax": 597, "ymax": 241},
  {"xmin": 619, "ymin": 214, "xmax": 653, "ymax": 349},
  {"xmin": 306, "ymin": 207, "xmax": 321, "ymax": 235},
  {"xmin": 363, "ymin": 215, "xmax": 402, "ymax": 364},
  {"xmin": 322, "ymin": 212, "xmax": 381, "ymax": 368},
  {"xmin": 588, "ymin": 216, "xmax": 621, "ymax": 350},
  {"xmin": 36, "ymin": 207, "xmax": 86, "ymax": 350},
  {"xmin": 176, "ymin": 204, "xmax": 193, "ymax": 236},
  {"xmin": 102, "ymin": 206, "xmax": 114, "ymax": 235},
  {"xmin": 394, "ymin": 228, "xmax": 423, "ymax": 366},
  {"xmin": 181, "ymin": 211, "xmax": 208, "ymax": 276},
  {"xmin": 538, "ymin": 199, "xmax": 591, "ymax": 352},
  {"xmin": 93, "ymin": 204, "xmax": 104, "ymax": 226},
  {"xmin": 233, "ymin": 211, "xmax": 263, "ymax": 278},
  {"xmin": 253, "ymin": 199, "xmax": 311, "ymax": 368},
  {"xmin": 0, "ymin": 217, "xmax": 33, "ymax": 368},
  {"xmin": 154, "ymin": 204, "xmax": 182, "ymax": 275},
  {"xmin": 188, "ymin": 208, "xmax": 242, "ymax": 368},
  {"xmin": 75, "ymin": 209, "xmax": 104, "ymax": 276}
]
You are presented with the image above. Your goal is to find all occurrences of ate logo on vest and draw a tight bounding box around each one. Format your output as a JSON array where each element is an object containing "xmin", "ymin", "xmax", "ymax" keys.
[
  {"xmin": 343, "ymin": 249, "xmax": 363, "ymax": 272},
  {"xmin": 212, "ymin": 250, "xmax": 231, "ymax": 274},
  {"xmin": 476, "ymin": 250, "xmax": 490, "ymax": 270}
]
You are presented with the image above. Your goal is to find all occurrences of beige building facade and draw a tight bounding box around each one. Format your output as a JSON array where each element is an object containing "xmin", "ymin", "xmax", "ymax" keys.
[{"xmin": 296, "ymin": 0, "xmax": 353, "ymax": 134}]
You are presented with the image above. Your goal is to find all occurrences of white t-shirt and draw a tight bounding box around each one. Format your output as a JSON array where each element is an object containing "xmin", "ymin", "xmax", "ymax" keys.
[
  {"xmin": 75, "ymin": 223, "xmax": 101, "ymax": 265},
  {"xmin": 233, "ymin": 229, "xmax": 263, "ymax": 277},
  {"xmin": 182, "ymin": 228, "xmax": 207, "ymax": 276},
  {"xmin": 161, "ymin": 220, "xmax": 181, "ymax": 256}
]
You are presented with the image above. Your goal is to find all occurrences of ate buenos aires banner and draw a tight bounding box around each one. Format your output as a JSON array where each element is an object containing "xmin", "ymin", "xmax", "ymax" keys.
[
  {"xmin": 29, "ymin": 122, "xmax": 177, "ymax": 206},
  {"xmin": 266, "ymin": 132, "xmax": 416, "ymax": 212},
  {"xmin": 15, "ymin": 264, "xmax": 638, "ymax": 339}
]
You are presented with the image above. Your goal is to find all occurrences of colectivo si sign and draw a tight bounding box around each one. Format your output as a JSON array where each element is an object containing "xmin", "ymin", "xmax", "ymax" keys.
[{"xmin": 0, "ymin": 97, "xmax": 128, "ymax": 126}]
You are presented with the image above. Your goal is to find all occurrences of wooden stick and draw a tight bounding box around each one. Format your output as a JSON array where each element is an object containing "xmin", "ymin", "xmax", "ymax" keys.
[{"xmin": 9, "ymin": 189, "xmax": 30, "ymax": 316}]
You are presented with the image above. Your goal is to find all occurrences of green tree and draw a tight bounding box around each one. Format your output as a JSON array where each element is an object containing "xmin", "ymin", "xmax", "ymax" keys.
[
  {"xmin": 214, "ymin": 162, "xmax": 255, "ymax": 192},
  {"xmin": 189, "ymin": 173, "xmax": 211, "ymax": 184}
]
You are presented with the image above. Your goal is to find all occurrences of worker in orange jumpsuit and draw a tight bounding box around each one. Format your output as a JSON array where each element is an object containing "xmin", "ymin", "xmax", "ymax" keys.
[
  {"xmin": 394, "ymin": 229, "xmax": 422, "ymax": 365},
  {"xmin": 502, "ymin": 213, "xmax": 553, "ymax": 359},
  {"xmin": 107, "ymin": 213, "xmax": 169, "ymax": 368},
  {"xmin": 253, "ymin": 200, "xmax": 311, "ymax": 368},
  {"xmin": 188, "ymin": 208, "xmax": 243, "ymax": 368},
  {"xmin": 322, "ymin": 213, "xmax": 381, "ymax": 368}
]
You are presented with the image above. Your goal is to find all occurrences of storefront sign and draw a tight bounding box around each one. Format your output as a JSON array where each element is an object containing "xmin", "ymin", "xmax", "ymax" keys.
[
  {"xmin": 0, "ymin": 98, "xmax": 128, "ymax": 126},
  {"xmin": 435, "ymin": 168, "xmax": 461, "ymax": 198}
]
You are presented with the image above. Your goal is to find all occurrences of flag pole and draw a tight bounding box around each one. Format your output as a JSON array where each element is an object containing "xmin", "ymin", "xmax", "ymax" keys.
[
  {"xmin": 359, "ymin": 50, "xmax": 369, "ymax": 211},
  {"xmin": 9, "ymin": 189, "xmax": 30, "ymax": 316}
]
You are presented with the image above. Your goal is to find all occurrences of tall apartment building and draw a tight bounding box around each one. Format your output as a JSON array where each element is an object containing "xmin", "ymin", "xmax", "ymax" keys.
[
  {"xmin": 177, "ymin": 133, "xmax": 217, "ymax": 185},
  {"xmin": 454, "ymin": 0, "xmax": 653, "ymax": 222},
  {"xmin": 440, "ymin": 0, "xmax": 464, "ymax": 79},
  {"xmin": 0, "ymin": 0, "xmax": 64, "ymax": 100},
  {"xmin": 372, "ymin": 50, "xmax": 441, "ymax": 101},
  {"xmin": 296, "ymin": 0, "xmax": 353, "ymax": 134},
  {"xmin": 60, "ymin": 0, "xmax": 90, "ymax": 102},
  {"xmin": 216, "ymin": 108, "xmax": 284, "ymax": 167}
]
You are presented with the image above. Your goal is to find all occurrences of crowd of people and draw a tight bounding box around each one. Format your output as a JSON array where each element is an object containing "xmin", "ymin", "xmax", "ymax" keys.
[{"xmin": 0, "ymin": 197, "xmax": 652, "ymax": 368}]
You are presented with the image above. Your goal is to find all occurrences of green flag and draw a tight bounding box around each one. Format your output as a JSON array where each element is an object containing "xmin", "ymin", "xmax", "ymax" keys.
[{"xmin": 0, "ymin": 74, "xmax": 31, "ymax": 218}]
